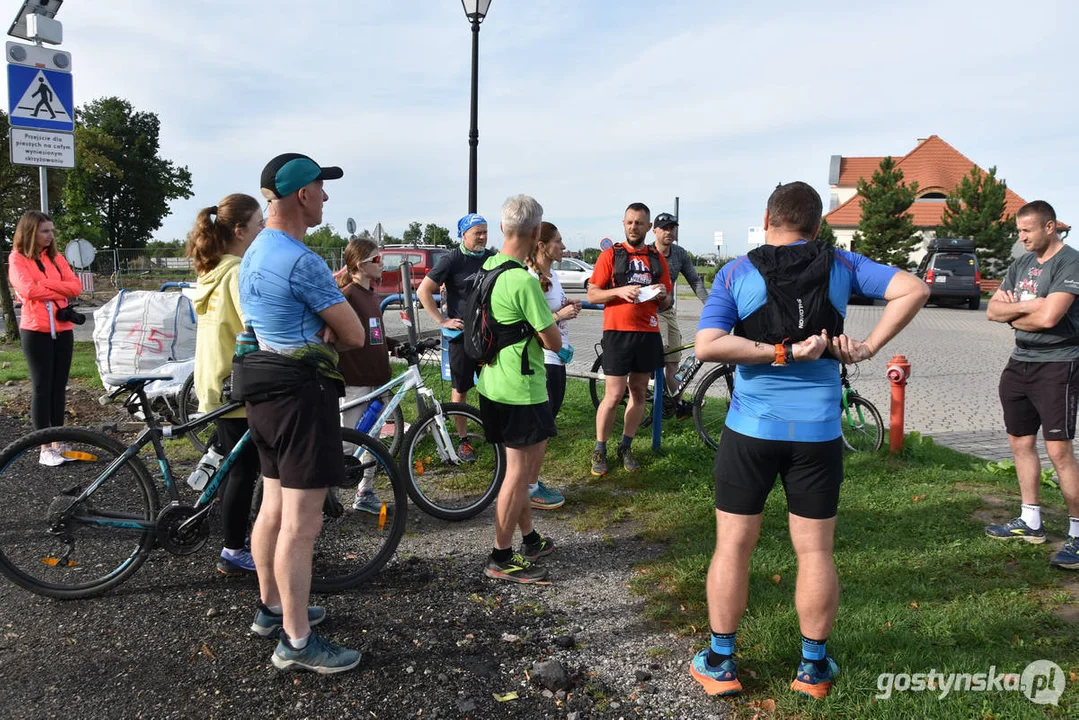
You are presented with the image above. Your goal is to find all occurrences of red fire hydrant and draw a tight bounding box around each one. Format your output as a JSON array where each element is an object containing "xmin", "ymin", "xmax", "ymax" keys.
[{"xmin": 886, "ymin": 355, "xmax": 911, "ymax": 453}]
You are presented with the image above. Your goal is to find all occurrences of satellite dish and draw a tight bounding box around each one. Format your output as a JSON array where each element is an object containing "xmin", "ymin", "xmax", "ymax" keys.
[
  {"xmin": 64, "ymin": 239, "xmax": 96, "ymax": 269},
  {"xmin": 345, "ymin": 217, "xmax": 357, "ymax": 236}
]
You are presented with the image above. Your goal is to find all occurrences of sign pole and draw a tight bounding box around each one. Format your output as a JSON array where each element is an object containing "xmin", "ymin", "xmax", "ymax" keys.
[{"xmin": 38, "ymin": 165, "xmax": 47, "ymax": 212}]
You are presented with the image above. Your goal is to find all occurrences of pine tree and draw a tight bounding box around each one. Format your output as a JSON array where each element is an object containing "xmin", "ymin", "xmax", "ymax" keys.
[
  {"xmin": 851, "ymin": 157, "xmax": 919, "ymax": 268},
  {"xmin": 817, "ymin": 218, "xmax": 837, "ymax": 246},
  {"xmin": 936, "ymin": 166, "xmax": 1016, "ymax": 276}
]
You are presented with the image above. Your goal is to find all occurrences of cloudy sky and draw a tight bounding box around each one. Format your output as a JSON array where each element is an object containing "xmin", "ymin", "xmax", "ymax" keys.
[{"xmin": 36, "ymin": 0, "xmax": 1079, "ymax": 256}]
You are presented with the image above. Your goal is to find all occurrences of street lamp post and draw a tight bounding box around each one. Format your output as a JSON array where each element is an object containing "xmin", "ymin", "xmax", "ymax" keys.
[{"xmin": 461, "ymin": 0, "xmax": 492, "ymax": 214}]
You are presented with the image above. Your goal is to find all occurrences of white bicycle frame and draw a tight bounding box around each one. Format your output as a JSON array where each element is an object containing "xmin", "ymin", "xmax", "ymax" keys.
[{"xmin": 339, "ymin": 362, "xmax": 464, "ymax": 464}]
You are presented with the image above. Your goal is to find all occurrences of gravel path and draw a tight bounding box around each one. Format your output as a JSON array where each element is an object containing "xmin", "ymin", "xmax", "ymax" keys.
[{"xmin": 0, "ymin": 398, "xmax": 733, "ymax": 720}]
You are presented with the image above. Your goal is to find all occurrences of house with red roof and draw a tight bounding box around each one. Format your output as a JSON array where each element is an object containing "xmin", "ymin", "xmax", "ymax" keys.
[{"xmin": 824, "ymin": 135, "xmax": 1065, "ymax": 265}]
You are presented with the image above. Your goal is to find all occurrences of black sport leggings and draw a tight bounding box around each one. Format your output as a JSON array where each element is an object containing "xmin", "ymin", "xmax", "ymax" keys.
[
  {"xmin": 214, "ymin": 417, "xmax": 261, "ymax": 550},
  {"xmin": 545, "ymin": 363, "xmax": 567, "ymax": 418},
  {"xmin": 20, "ymin": 329, "xmax": 73, "ymax": 430}
]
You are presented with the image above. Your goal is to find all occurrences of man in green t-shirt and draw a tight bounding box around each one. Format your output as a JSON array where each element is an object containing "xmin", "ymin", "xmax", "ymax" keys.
[
  {"xmin": 478, "ymin": 194, "xmax": 563, "ymax": 584},
  {"xmin": 986, "ymin": 200, "xmax": 1079, "ymax": 571}
]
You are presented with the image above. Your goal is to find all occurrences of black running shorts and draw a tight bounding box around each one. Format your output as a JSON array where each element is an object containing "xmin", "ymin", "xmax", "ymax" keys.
[
  {"xmin": 998, "ymin": 358, "xmax": 1079, "ymax": 440},
  {"xmin": 601, "ymin": 330, "xmax": 664, "ymax": 377},
  {"xmin": 713, "ymin": 428, "xmax": 844, "ymax": 519},
  {"xmin": 448, "ymin": 336, "xmax": 481, "ymax": 393},
  {"xmin": 246, "ymin": 376, "xmax": 346, "ymax": 489},
  {"xmin": 479, "ymin": 396, "xmax": 557, "ymax": 449}
]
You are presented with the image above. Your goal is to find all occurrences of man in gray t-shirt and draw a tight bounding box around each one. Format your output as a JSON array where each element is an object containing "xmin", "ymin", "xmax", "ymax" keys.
[
  {"xmin": 651, "ymin": 212, "xmax": 709, "ymax": 395},
  {"xmin": 985, "ymin": 200, "xmax": 1079, "ymax": 571}
]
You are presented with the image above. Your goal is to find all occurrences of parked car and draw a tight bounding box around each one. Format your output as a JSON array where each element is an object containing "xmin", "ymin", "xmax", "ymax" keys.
[
  {"xmin": 552, "ymin": 258, "xmax": 593, "ymax": 290},
  {"xmin": 916, "ymin": 237, "xmax": 982, "ymax": 310},
  {"xmin": 373, "ymin": 246, "xmax": 452, "ymax": 296}
]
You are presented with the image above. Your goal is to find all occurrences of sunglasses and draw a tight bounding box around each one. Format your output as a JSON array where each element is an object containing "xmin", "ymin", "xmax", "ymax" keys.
[{"xmin": 362, "ymin": 255, "xmax": 382, "ymax": 265}]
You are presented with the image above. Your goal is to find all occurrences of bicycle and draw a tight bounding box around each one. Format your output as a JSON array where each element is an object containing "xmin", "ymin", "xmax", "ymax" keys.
[
  {"xmin": 690, "ymin": 361, "xmax": 884, "ymax": 453},
  {"xmin": 180, "ymin": 337, "xmax": 506, "ymax": 522},
  {"xmin": 0, "ymin": 375, "xmax": 408, "ymax": 600},
  {"xmin": 588, "ymin": 342, "xmax": 734, "ymax": 450},
  {"xmin": 839, "ymin": 364, "xmax": 884, "ymax": 452}
]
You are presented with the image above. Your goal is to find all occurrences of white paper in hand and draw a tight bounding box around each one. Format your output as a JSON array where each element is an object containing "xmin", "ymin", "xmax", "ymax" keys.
[{"xmin": 635, "ymin": 285, "xmax": 661, "ymax": 303}]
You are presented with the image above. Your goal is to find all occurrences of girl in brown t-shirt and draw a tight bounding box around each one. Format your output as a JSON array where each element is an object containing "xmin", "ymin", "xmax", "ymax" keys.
[{"xmin": 337, "ymin": 238, "xmax": 397, "ymax": 514}]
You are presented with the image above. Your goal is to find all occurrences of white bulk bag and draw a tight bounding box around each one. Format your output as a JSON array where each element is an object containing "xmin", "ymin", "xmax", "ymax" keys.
[{"xmin": 93, "ymin": 290, "xmax": 197, "ymax": 389}]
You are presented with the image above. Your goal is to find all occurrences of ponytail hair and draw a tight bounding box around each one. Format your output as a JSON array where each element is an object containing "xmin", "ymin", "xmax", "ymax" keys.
[
  {"xmin": 185, "ymin": 193, "xmax": 261, "ymax": 274},
  {"xmin": 527, "ymin": 221, "xmax": 559, "ymax": 292},
  {"xmin": 338, "ymin": 237, "xmax": 379, "ymax": 289}
]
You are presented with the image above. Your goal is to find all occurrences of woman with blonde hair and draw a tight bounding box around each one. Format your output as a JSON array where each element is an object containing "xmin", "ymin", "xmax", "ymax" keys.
[
  {"xmin": 525, "ymin": 220, "xmax": 580, "ymax": 510},
  {"xmin": 7, "ymin": 210, "xmax": 84, "ymax": 466},
  {"xmin": 186, "ymin": 193, "xmax": 264, "ymax": 575},
  {"xmin": 336, "ymin": 236, "xmax": 397, "ymax": 513}
]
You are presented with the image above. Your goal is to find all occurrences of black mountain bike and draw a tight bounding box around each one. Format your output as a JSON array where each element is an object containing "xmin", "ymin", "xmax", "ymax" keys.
[{"xmin": 0, "ymin": 376, "xmax": 407, "ymax": 600}]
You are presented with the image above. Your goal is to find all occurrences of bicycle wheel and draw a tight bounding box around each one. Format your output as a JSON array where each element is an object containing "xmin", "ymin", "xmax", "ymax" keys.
[
  {"xmin": 309, "ymin": 429, "xmax": 408, "ymax": 592},
  {"xmin": 177, "ymin": 372, "xmax": 213, "ymax": 454},
  {"xmin": 400, "ymin": 402, "xmax": 505, "ymax": 521},
  {"xmin": 0, "ymin": 427, "xmax": 159, "ymax": 600},
  {"xmin": 841, "ymin": 394, "xmax": 884, "ymax": 453},
  {"xmin": 693, "ymin": 365, "xmax": 735, "ymax": 451}
]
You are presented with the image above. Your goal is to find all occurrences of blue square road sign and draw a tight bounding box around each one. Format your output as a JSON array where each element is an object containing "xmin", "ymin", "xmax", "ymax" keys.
[{"xmin": 7, "ymin": 64, "xmax": 73, "ymax": 132}]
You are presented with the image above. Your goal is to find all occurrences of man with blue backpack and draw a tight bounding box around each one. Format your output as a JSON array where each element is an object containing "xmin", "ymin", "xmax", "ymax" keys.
[{"xmin": 464, "ymin": 194, "xmax": 563, "ymax": 584}]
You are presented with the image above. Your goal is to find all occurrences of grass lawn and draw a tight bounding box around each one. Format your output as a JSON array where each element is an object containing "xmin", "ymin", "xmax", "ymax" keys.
[
  {"xmin": 0, "ymin": 340, "xmax": 101, "ymax": 387},
  {"xmin": 3, "ymin": 342, "xmax": 1076, "ymax": 717},
  {"xmin": 539, "ymin": 378, "xmax": 1079, "ymax": 719}
]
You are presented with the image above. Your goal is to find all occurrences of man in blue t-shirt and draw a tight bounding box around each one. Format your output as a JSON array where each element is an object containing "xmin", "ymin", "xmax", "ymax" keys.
[
  {"xmin": 688, "ymin": 182, "xmax": 928, "ymax": 700},
  {"xmin": 238, "ymin": 153, "xmax": 367, "ymax": 675}
]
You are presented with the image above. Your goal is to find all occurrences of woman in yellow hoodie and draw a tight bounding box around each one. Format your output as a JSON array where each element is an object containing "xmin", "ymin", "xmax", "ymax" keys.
[{"xmin": 186, "ymin": 193, "xmax": 264, "ymax": 575}]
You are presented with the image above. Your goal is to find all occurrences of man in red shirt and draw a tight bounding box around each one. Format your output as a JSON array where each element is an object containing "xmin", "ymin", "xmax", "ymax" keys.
[{"xmin": 587, "ymin": 203, "xmax": 673, "ymax": 474}]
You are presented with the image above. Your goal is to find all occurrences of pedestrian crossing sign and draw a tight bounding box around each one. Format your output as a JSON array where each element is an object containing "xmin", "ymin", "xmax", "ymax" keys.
[{"xmin": 7, "ymin": 64, "xmax": 73, "ymax": 132}]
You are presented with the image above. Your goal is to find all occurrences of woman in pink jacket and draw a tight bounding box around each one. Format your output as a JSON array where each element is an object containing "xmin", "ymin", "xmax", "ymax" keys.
[{"xmin": 7, "ymin": 211, "xmax": 83, "ymax": 466}]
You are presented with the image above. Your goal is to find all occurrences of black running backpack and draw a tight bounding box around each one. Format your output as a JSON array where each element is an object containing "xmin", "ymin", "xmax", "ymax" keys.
[
  {"xmin": 462, "ymin": 261, "xmax": 536, "ymax": 375},
  {"xmin": 612, "ymin": 244, "xmax": 663, "ymax": 287}
]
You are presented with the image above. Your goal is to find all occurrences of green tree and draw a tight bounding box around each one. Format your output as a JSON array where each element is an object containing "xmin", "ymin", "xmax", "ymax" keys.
[
  {"xmin": 304, "ymin": 224, "xmax": 347, "ymax": 248},
  {"xmin": 422, "ymin": 223, "xmax": 453, "ymax": 248},
  {"xmin": 851, "ymin": 157, "xmax": 919, "ymax": 268},
  {"xmin": 936, "ymin": 166, "xmax": 1017, "ymax": 276},
  {"xmin": 0, "ymin": 110, "xmax": 66, "ymax": 341},
  {"xmin": 582, "ymin": 247, "xmax": 601, "ymax": 264},
  {"xmin": 817, "ymin": 217, "xmax": 837, "ymax": 246},
  {"xmin": 402, "ymin": 221, "xmax": 423, "ymax": 246},
  {"xmin": 54, "ymin": 97, "xmax": 193, "ymax": 250}
]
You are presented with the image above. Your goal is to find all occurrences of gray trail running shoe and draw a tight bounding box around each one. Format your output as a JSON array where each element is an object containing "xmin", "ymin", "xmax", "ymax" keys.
[{"xmin": 272, "ymin": 632, "xmax": 361, "ymax": 674}]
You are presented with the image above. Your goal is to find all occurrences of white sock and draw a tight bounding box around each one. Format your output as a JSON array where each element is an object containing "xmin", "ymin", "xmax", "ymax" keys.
[
  {"xmin": 266, "ymin": 604, "xmax": 283, "ymax": 614},
  {"xmin": 529, "ymin": 482, "xmax": 539, "ymax": 493},
  {"xmin": 1021, "ymin": 504, "xmax": 1041, "ymax": 530},
  {"xmin": 288, "ymin": 632, "xmax": 310, "ymax": 650},
  {"xmin": 1069, "ymin": 516, "xmax": 1079, "ymax": 538}
]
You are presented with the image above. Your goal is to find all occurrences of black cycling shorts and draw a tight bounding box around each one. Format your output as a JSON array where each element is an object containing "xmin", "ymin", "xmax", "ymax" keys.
[
  {"xmin": 479, "ymin": 396, "xmax": 557, "ymax": 449},
  {"xmin": 713, "ymin": 428, "xmax": 843, "ymax": 520}
]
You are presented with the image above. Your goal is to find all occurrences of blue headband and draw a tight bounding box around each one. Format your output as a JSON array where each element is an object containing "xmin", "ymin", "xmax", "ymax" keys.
[{"xmin": 457, "ymin": 213, "xmax": 487, "ymax": 238}]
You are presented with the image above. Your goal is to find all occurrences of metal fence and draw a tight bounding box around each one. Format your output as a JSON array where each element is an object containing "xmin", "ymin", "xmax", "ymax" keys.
[{"xmin": 75, "ymin": 246, "xmax": 346, "ymax": 295}]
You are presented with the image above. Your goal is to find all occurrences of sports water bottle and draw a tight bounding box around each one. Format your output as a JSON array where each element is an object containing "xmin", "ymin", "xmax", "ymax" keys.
[
  {"xmin": 235, "ymin": 326, "xmax": 258, "ymax": 357},
  {"xmin": 674, "ymin": 355, "xmax": 696, "ymax": 385},
  {"xmin": 187, "ymin": 445, "xmax": 224, "ymax": 491},
  {"xmin": 356, "ymin": 400, "xmax": 384, "ymax": 434}
]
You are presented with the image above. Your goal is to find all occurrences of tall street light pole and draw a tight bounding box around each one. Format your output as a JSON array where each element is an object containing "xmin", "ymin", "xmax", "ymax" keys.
[{"xmin": 461, "ymin": 0, "xmax": 492, "ymax": 214}]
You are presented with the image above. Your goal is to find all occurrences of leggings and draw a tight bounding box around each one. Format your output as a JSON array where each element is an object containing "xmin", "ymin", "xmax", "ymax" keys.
[
  {"xmin": 215, "ymin": 417, "xmax": 261, "ymax": 550},
  {"xmin": 545, "ymin": 363, "xmax": 567, "ymax": 418},
  {"xmin": 20, "ymin": 329, "xmax": 74, "ymax": 430}
]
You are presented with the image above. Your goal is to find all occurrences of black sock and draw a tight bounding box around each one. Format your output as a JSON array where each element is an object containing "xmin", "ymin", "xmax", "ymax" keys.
[
  {"xmin": 619, "ymin": 434, "xmax": 632, "ymax": 452},
  {"xmin": 522, "ymin": 530, "xmax": 541, "ymax": 546},
  {"xmin": 491, "ymin": 547, "xmax": 512, "ymax": 563},
  {"xmin": 595, "ymin": 441, "xmax": 607, "ymax": 454},
  {"xmin": 707, "ymin": 630, "xmax": 736, "ymax": 667}
]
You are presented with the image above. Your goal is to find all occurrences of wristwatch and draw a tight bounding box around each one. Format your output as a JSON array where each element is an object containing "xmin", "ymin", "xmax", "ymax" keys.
[{"xmin": 772, "ymin": 340, "xmax": 795, "ymax": 366}]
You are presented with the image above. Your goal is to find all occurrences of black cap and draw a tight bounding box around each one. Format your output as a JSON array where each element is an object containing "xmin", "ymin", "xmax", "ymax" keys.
[
  {"xmin": 260, "ymin": 153, "xmax": 343, "ymax": 199},
  {"xmin": 654, "ymin": 212, "xmax": 678, "ymax": 229}
]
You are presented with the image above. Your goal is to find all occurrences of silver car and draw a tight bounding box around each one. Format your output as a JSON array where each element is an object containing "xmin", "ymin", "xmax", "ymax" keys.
[{"xmin": 552, "ymin": 258, "xmax": 593, "ymax": 290}]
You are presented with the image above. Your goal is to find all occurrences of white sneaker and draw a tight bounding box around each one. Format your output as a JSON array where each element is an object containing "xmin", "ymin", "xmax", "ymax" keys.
[{"xmin": 39, "ymin": 448, "xmax": 64, "ymax": 467}]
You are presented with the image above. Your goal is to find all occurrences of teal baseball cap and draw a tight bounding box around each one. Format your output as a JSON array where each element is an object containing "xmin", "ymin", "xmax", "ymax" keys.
[{"xmin": 260, "ymin": 153, "xmax": 343, "ymax": 199}]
